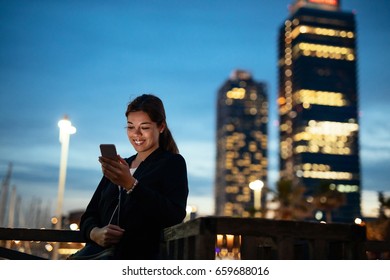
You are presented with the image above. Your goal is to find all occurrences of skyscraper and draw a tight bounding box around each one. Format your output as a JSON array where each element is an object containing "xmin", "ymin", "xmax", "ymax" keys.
[
  {"xmin": 278, "ymin": 0, "xmax": 361, "ymax": 222},
  {"xmin": 215, "ymin": 70, "xmax": 268, "ymax": 217}
]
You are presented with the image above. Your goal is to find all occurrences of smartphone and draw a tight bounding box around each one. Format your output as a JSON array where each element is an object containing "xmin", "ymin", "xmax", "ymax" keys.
[{"xmin": 99, "ymin": 144, "xmax": 117, "ymax": 159}]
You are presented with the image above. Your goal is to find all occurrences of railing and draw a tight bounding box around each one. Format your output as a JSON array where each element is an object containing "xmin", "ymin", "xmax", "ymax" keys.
[
  {"xmin": 162, "ymin": 216, "xmax": 368, "ymax": 260},
  {"xmin": 1, "ymin": 217, "xmax": 389, "ymax": 260},
  {"xmin": 0, "ymin": 228, "xmax": 85, "ymax": 260}
]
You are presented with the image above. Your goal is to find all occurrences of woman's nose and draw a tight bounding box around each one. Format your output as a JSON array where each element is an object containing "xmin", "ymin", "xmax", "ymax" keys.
[{"xmin": 133, "ymin": 127, "xmax": 142, "ymax": 136}]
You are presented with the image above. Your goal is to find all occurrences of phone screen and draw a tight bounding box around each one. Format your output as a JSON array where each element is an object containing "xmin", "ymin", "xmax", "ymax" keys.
[{"xmin": 100, "ymin": 144, "xmax": 117, "ymax": 159}]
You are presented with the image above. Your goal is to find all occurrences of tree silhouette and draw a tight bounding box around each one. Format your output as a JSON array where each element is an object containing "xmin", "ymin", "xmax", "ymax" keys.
[
  {"xmin": 312, "ymin": 181, "xmax": 346, "ymax": 223},
  {"xmin": 378, "ymin": 191, "xmax": 390, "ymax": 219},
  {"xmin": 275, "ymin": 179, "xmax": 312, "ymax": 220}
]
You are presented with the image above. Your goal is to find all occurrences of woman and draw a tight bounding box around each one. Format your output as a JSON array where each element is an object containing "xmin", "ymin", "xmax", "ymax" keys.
[{"xmin": 78, "ymin": 94, "xmax": 189, "ymax": 259}]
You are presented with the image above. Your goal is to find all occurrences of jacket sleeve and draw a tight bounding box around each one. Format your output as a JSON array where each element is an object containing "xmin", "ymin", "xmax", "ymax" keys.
[
  {"xmin": 79, "ymin": 176, "xmax": 109, "ymax": 242},
  {"xmin": 130, "ymin": 154, "xmax": 189, "ymax": 228}
]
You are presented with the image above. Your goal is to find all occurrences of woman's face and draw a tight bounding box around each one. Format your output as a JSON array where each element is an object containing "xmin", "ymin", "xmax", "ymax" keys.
[{"xmin": 126, "ymin": 111, "xmax": 164, "ymax": 157}]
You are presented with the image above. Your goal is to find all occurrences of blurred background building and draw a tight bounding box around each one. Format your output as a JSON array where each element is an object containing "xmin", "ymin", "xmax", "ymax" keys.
[
  {"xmin": 215, "ymin": 69, "xmax": 268, "ymax": 217},
  {"xmin": 277, "ymin": 0, "xmax": 361, "ymax": 222}
]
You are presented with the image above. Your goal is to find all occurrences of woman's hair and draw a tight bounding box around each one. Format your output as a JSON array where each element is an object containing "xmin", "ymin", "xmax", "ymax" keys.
[{"xmin": 125, "ymin": 94, "xmax": 179, "ymax": 154}]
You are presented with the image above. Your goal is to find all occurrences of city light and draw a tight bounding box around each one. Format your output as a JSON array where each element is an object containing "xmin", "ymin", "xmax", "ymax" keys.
[{"xmin": 249, "ymin": 180, "xmax": 264, "ymax": 214}]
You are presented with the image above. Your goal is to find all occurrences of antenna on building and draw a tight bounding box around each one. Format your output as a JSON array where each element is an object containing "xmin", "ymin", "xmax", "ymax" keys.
[{"xmin": 0, "ymin": 162, "xmax": 13, "ymax": 227}]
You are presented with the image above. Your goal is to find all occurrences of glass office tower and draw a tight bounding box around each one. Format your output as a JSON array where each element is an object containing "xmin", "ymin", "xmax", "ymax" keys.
[
  {"xmin": 215, "ymin": 70, "xmax": 268, "ymax": 217},
  {"xmin": 278, "ymin": 0, "xmax": 361, "ymax": 222}
]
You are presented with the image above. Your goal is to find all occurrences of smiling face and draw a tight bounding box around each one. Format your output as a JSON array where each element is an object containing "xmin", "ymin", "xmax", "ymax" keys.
[{"xmin": 127, "ymin": 110, "xmax": 165, "ymax": 159}]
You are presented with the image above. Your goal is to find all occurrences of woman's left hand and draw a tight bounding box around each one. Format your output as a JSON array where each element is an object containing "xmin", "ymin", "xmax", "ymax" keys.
[{"xmin": 99, "ymin": 155, "xmax": 134, "ymax": 188}]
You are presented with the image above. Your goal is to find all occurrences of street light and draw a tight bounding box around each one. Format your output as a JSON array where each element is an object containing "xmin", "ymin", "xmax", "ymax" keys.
[
  {"xmin": 53, "ymin": 115, "xmax": 76, "ymax": 259},
  {"xmin": 249, "ymin": 180, "xmax": 264, "ymax": 216}
]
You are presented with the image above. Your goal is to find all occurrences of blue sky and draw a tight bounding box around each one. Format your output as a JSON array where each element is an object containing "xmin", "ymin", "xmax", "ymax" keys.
[{"xmin": 1, "ymin": 0, "xmax": 390, "ymax": 218}]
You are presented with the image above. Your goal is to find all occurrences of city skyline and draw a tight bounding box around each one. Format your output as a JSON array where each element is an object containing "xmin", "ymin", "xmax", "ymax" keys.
[{"xmin": 1, "ymin": 0, "xmax": 390, "ymax": 220}]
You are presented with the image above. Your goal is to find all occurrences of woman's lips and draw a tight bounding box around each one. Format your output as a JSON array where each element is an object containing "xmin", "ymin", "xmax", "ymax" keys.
[{"xmin": 134, "ymin": 139, "xmax": 144, "ymax": 146}]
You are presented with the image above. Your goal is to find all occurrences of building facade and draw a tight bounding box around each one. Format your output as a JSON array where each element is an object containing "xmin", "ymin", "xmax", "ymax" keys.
[
  {"xmin": 278, "ymin": 0, "xmax": 361, "ymax": 222},
  {"xmin": 215, "ymin": 70, "xmax": 268, "ymax": 217}
]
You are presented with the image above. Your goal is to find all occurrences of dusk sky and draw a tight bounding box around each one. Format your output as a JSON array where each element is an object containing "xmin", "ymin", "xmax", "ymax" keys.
[{"xmin": 1, "ymin": 0, "xmax": 389, "ymax": 219}]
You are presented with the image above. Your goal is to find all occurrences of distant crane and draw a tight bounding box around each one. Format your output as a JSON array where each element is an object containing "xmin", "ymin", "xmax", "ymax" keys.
[{"xmin": 0, "ymin": 162, "xmax": 13, "ymax": 227}]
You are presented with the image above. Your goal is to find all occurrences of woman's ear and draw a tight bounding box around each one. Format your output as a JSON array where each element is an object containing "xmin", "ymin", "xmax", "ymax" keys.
[{"xmin": 159, "ymin": 123, "xmax": 166, "ymax": 133}]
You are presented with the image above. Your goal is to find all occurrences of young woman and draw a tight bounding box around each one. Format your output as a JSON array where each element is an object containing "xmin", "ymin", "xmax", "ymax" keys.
[{"xmin": 78, "ymin": 94, "xmax": 189, "ymax": 259}]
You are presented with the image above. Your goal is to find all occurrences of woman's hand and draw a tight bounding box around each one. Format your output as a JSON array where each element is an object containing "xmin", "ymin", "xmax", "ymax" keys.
[
  {"xmin": 98, "ymin": 155, "xmax": 135, "ymax": 189},
  {"xmin": 90, "ymin": 224, "xmax": 125, "ymax": 247}
]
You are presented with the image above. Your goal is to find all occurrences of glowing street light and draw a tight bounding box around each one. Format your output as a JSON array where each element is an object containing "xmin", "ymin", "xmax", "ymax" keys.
[
  {"xmin": 249, "ymin": 180, "xmax": 264, "ymax": 215},
  {"xmin": 53, "ymin": 115, "xmax": 76, "ymax": 259},
  {"xmin": 185, "ymin": 205, "xmax": 197, "ymax": 222}
]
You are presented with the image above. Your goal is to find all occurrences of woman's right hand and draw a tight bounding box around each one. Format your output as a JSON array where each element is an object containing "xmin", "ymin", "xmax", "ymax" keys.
[
  {"xmin": 90, "ymin": 224, "xmax": 125, "ymax": 248},
  {"xmin": 98, "ymin": 155, "xmax": 136, "ymax": 191}
]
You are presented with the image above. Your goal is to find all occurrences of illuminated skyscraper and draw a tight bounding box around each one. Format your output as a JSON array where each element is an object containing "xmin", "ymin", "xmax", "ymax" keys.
[
  {"xmin": 215, "ymin": 70, "xmax": 268, "ymax": 217},
  {"xmin": 278, "ymin": 0, "xmax": 361, "ymax": 222}
]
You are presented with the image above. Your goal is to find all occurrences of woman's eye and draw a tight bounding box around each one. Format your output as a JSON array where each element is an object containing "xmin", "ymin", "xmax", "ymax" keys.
[
  {"xmin": 127, "ymin": 126, "xmax": 134, "ymax": 130},
  {"xmin": 141, "ymin": 127, "xmax": 150, "ymax": 130}
]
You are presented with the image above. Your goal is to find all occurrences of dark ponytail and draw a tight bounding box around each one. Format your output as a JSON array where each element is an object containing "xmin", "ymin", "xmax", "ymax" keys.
[{"xmin": 125, "ymin": 94, "xmax": 179, "ymax": 154}]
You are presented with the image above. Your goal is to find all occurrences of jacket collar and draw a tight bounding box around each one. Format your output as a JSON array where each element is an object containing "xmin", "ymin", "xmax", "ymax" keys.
[{"xmin": 126, "ymin": 147, "xmax": 165, "ymax": 178}]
